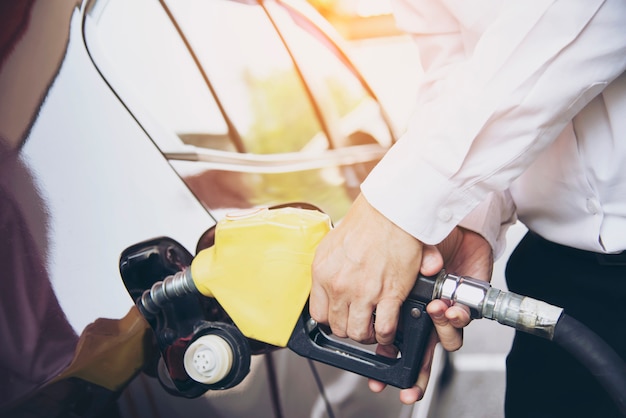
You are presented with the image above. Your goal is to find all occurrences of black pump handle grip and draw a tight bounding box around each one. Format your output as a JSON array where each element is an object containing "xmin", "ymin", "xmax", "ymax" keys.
[{"xmin": 287, "ymin": 295, "xmax": 433, "ymax": 389}]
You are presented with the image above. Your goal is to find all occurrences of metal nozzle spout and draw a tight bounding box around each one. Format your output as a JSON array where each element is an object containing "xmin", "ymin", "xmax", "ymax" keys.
[{"xmin": 139, "ymin": 268, "xmax": 198, "ymax": 318}]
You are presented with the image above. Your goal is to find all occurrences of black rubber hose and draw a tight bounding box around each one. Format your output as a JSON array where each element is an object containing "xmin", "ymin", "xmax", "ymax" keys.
[{"xmin": 552, "ymin": 314, "xmax": 626, "ymax": 416}]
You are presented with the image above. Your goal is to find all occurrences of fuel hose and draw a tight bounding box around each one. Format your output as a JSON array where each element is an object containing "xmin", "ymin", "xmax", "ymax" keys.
[
  {"xmin": 552, "ymin": 314, "xmax": 626, "ymax": 416},
  {"xmin": 430, "ymin": 271, "xmax": 626, "ymax": 416}
]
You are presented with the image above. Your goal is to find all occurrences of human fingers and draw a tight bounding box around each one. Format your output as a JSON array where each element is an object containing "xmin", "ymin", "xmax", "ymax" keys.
[
  {"xmin": 445, "ymin": 304, "xmax": 471, "ymax": 328},
  {"xmin": 309, "ymin": 278, "xmax": 329, "ymax": 324},
  {"xmin": 311, "ymin": 194, "xmax": 424, "ymax": 343},
  {"xmin": 346, "ymin": 301, "xmax": 376, "ymax": 342},
  {"xmin": 420, "ymin": 244, "xmax": 444, "ymax": 276},
  {"xmin": 372, "ymin": 297, "xmax": 403, "ymax": 345},
  {"xmin": 368, "ymin": 344, "xmax": 398, "ymax": 393},
  {"xmin": 427, "ymin": 299, "xmax": 465, "ymax": 352},
  {"xmin": 326, "ymin": 291, "xmax": 350, "ymax": 338},
  {"xmin": 399, "ymin": 331, "xmax": 439, "ymax": 404},
  {"xmin": 310, "ymin": 225, "xmax": 351, "ymax": 336},
  {"xmin": 368, "ymin": 330, "xmax": 439, "ymax": 404},
  {"xmin": 368, "ymin": 379, "xmax": 386, "ymax": 393}
]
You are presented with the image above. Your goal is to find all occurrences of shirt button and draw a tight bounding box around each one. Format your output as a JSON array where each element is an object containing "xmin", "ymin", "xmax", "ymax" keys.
[
  {"xmin": 586, "ymin": 198, "xmax": 600, "ymax": 215},
  {"xmin": 438, "ymin": 208, "xmax": 453, "ymax": 222}
]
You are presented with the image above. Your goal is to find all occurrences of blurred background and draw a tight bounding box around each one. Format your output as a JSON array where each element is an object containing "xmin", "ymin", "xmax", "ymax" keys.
[{"xmin": 306, "ymin": 0, "xmax": 402, "ymax": 40}]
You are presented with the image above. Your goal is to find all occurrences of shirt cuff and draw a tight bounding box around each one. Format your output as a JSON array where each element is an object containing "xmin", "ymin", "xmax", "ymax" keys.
[
  {"xmin": 458, "ymin": 191, "xmax": 517, "ymax": 260},
  {"xmin": 361, "ymin": 141, "xmax": 477, "ymax": 245}
]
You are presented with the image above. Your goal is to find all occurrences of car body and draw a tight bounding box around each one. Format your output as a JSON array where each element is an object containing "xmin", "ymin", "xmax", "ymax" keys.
[{"xmin": 0, "ymin": 0, "xmax": 419, "ymax": 417}]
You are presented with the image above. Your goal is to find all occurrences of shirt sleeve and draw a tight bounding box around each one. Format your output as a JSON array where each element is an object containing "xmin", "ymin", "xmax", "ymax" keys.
[
  {"xmin": 457, "ymin": 190, "xmax": 517, "ymax": 260},
  {"xmin": 362, "ymin": 0, "xmax": 626, "ymax": 245}
]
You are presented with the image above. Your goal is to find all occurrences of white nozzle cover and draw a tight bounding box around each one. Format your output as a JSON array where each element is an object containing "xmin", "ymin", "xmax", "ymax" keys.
[{"xmin": 183, "ymin": 334, "xmax": 234, "ymax": 384}]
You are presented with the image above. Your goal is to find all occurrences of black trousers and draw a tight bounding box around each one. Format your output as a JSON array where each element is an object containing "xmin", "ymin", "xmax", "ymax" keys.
[{"xmin": 504, "ymin": 232, "xmax": 626, "ymax": 418}]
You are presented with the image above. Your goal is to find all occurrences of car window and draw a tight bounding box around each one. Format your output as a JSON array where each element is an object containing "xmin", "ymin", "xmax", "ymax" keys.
[
  {"xmin": 266, "ymin": 0, "xmax": 393, "ymax": 149},
  {"xmin": 85, "ymin": 0, "xmax": 388, "ymax": 221},
  {"xmin": 90, "ymin": 0, "xmax": 328, "ymax": 155},
  {"xmin": 87, "ymin": 0, "xmax": 234, "ymax": 151},
  {"xmin": 165, "ymin": 0, "xmax": 328, "ymax": 155}
]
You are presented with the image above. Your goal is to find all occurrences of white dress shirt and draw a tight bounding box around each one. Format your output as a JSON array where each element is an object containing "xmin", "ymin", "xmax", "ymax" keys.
[{"xmin": 361, "ymin": 0, "xmax": 626, "ymax": 257}]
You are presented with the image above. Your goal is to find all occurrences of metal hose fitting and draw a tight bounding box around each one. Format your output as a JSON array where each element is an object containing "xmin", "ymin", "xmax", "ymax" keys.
[
  {"xmin": 139, "ymin": 268, "xmax": 198, "ymax": 318},
  {"xmin": 433, "ymin": 273, "xmax": 491, "ymax": 319},
  {"xmin": 433, "ymin": 272, "xmax": 564, "ymax": 340}
]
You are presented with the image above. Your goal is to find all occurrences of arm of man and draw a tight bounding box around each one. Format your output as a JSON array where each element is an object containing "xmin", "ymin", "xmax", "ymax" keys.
[
  {"xmin": 370, "ymin": 191, "xmax": 512, "ymax": 403},
  {"xmin": 311, "ymin": 0, "xmax": 625, "ymax": 349}
]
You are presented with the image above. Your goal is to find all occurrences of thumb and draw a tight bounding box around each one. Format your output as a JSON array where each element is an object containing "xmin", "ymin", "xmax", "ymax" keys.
[{"xmin": 420, "ymin": 245, "xmax": 443, "ymax": 276}]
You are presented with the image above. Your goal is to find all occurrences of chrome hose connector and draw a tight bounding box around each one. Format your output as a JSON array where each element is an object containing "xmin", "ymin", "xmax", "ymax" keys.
[
  {"xmin": 433, "ymin": 273, "xmax": 491, "ymax": 319},
  {"xmin": 433, "ymin": 272, "xmax": 563, "ymax": 340},
  {"xmin": 140, "ymin": 268, "xmax": 198, "ymax": 317}
]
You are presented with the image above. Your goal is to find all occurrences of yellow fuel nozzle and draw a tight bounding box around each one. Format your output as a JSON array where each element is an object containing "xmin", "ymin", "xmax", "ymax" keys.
[{"xmin": 190, "ymin": 206, "xmax": 332, "ymax": 347}]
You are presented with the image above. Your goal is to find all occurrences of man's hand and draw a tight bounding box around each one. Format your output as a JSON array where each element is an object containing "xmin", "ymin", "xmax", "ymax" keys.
[
  {"xmin": 309, "ymin": 194, "xmax": 424, "ymax": 345},
  {"xmin": 309, "ymin": 193, "xmax": 494, "ymax": 404},
  {"xmin": 370, "ymin": 226, "xmax": 494, "ymax": 404}
]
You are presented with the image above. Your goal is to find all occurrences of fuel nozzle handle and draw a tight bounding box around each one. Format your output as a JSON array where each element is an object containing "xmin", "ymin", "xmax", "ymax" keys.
[{"xmin": 415, "ymin": 271, "xmax": 564, "ymax": 340}]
